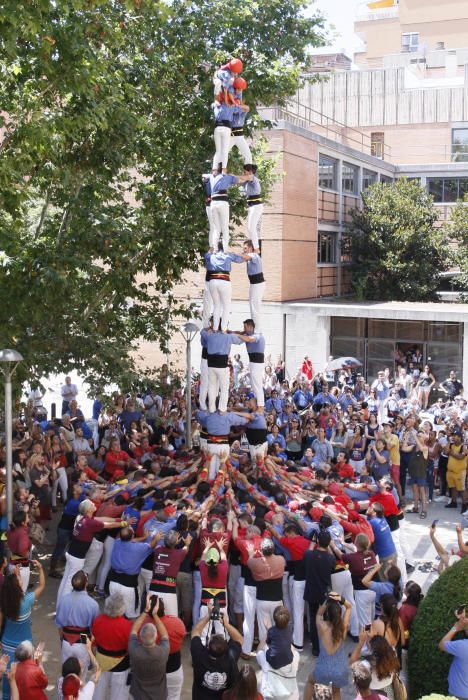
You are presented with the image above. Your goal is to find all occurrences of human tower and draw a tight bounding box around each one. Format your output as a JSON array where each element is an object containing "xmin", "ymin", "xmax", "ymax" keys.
[{"xmin": 197, "ymin": 57, "xmax": 269, "ymax": 480}]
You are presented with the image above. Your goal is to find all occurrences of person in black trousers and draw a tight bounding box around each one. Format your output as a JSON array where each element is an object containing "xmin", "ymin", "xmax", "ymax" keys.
[{"xmin": 303, "ymin": 531, "xmax": 336, "ymax": 656}]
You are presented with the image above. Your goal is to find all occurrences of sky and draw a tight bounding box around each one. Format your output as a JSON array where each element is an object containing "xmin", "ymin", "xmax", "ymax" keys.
[{"xmin": 312, "ymin": 0, "xmax": 364, "ymax": 57}]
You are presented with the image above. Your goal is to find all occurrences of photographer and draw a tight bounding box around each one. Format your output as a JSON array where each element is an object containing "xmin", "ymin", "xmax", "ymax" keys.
[
  {"xmin": 128, "ymin": 594, "xmax": 169, "ymax": 700},
  {"xmin": 191, "ymin": 602, "xmax": 243, "ymax": 700}
]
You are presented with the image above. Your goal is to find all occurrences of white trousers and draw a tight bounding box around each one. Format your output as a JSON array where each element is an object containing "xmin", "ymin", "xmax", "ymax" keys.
[
  {"xmin": 19, "ymin": 566, "xmax": 30, "ymax": 593},
  {"xmin": 249, "ymin": 282, "xmax": 265, "ymax": 333},
  {"xmin": 83, "ymin": 538, "xmax": 104, "ymax": 586},
  {"xmin": 61, "ymin": 640, "xmax": 90, "ymax": 680},
  {"xmin": 228, "ymin": 564, "xmax": 242, "ymax": 616},
  {"xmin": 282, "ymin": 572, "xmax": 292, "ymax": 614},
  {"xmin": 249, "ymin": 361, "xmax": 265, "ymax": 406},
  {"xmin": 206, "ymin": 443, "xmax": 230, "ymax": 480},
  {"xmin": 257, "ymin": 650, "xmax": 300, "ymax": 700},
  {"xmin": 331, "ymin": 569, "xmax": 359, "ymax": 637},
  {"xmin": 202, "ymin": 280, "xmax": 213, "ymax": 329},
  {"xmin": 93, "ymin": 669, "xmax": 129, "ymax": 700},
  {"xmin": 206, "ymin": 205, "xmax": 216, "ymax": 250},
  {"xmin": 248, "ymin": 441, "xmax": 268, "ymax": 465},
  {"xmin": 157, "ymin": 590, "xmax": 178, "ymax": 617},
  {"xmin": 398, "ymin": 519, "xmax": 416, "ymax": 567},
  {"xmin": 57, "ymin": 553, "xmax": 85, "ymax": 601},
  {"xmin": 192, "ymin": 570, "xmax": 202, "ymax": 625},
  {"xmin": 257, "ymin": 599, "xmax": 282, "ymax": 643},
  {"xmin": 354, "ymin": 588, "xmax": 376, "ymax": 628},
  {"xmin": 230, "ymin": 134, "xmax": 252, "ymax": 164},
  {"xmin": 242, "ymin": 584, "xmax": 257, "ymax": 653},
  {"xmin": 199, "ymin": 357, "xmax": 209, "ymax": 410},
  {"xmin": 109, "ymin": 581, "xmax": 139, "ymax": 619},
  {"xmin": 97, "ymin": 536, "xmax": 115, "ymax": 591},
  {"xmin": 138, "ymin": 568, "xmax": 152, "ymax": 606},
  {"xmin": 390, "ymin": 529, "xmax": 408, "ymax": 587},
  {"xmin": 51, "ymin": 467, "xmax": 68, "ymax": 507},
  {"xmin": 208, "ymin": 365, "xmax": 230, "ymax": 412},
  {"xmin": 247, "ymin": 203, "xmax": 263, "ymax": 249},
  {"xmin": 210, "ymin": 200, "xmax": 230, "ymax": 251},
  {"xmin": 213, "ymin": 126, "xmax": 231, "ymax": 170},
  {"xmin": 208, "ymin": 278, "xmax": 231, "ymax": 332},
  {"xmin": 167, "ymin": 666, "xmax": 184, "ymax": 700},
  {"xmin": 292, "ymin": 579, "xmax": 305, "ymax": 648}
]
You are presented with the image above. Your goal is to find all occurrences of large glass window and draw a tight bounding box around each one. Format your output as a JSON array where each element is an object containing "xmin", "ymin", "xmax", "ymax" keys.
[
  {"xmin": 362, "ymin": 169, "xmax": 378, "ymax": 191},
  {"xmin": 380, "ymin": 174, "xmax": 393, "ymax": 184},
  {"xmin": 331, "ymin": 318, "xmax": 367, "ymax": 337},
  {"xmin": 342, "ymin": 162, "xmax": 359, "ymax": 195},
  {"xmin": 319, "ymin": 155, "xmax": 338, "ymax": 190},
  {"xmin": 452, "ymin": 128, "xmax": 468, "ymax": 162},
  {"xmin": 318, "ymin": 231, "xmax": 337, "ymax": 264},
  {"xmin": 427, "ymin": 177, "xmax": 468, "ymax": 202}
]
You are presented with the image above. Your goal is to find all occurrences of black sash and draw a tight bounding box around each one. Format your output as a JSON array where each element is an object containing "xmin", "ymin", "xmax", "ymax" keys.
[
  {"xmin": 246, "ymin": 428, "xmax": 267, "ymax": 445},
  {"xmin": 248, "ymin": 352, "xmax": 264, "ymax": 364},
  {"xmin": 108, "ymin": 568, "xmax": 139, "ymax": 610},
  {"xmin": 248, "ymin": 273, "xmax": 265, "ymax": 284},
  {"xmin": 207, "ymin": 354, "xmax": 229, "ymax": 368}
]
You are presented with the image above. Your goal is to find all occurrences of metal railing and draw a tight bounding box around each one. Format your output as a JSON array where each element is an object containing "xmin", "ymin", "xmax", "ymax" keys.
[
  {"xmin": 355, "ymin": 0, "xmax": 399, "ymax": 22},
  {"xmin": 259, "ymin": 101, "xmax": 392, "ymax": 161}
]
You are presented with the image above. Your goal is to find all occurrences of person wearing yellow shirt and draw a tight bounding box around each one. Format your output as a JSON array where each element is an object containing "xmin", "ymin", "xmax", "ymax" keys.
[
  {"xmin": 444, "ymin": 431, "xmax": 468, "ymax": 513},
  {"xmin": 383, "ymin": 422, "xmax": 402, "ymax": 501}
]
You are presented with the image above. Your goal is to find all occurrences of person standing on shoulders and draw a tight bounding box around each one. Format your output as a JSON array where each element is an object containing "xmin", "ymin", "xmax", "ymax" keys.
[{"xmin": 230, "ymin": 241, "xmax": 265, "ymax": 331}]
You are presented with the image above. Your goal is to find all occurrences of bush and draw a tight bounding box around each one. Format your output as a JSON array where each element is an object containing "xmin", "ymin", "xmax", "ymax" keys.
[{"xmin": 408, "ymin": 557, "xmax": 468, "ymax": 699}]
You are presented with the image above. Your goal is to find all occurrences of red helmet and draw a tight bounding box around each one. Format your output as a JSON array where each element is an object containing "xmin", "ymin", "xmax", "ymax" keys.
[
  {"xmin": 233, "ymin": 77, "xmax": 247, "ymax": 91},
  {"xmin": 228, "ymin": 58, "xmax": 243, "ymax": 73}
]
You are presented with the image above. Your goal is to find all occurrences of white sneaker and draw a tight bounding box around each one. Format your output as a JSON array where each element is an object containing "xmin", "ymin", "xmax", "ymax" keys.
[{"xmin": 434, "ymin": 496, "xmax": 449, "ymax": 502}]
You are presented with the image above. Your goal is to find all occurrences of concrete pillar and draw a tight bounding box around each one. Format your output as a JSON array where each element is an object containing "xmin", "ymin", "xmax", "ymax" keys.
[{"xmin": 462, "ymin": 322, "xmax": 468, "ymax": 394}]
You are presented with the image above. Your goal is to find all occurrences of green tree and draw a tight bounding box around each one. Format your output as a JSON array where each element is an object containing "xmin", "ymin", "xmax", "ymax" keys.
[
  {"xmin": 443, "ymin": 197, "xmax": 468, "ymax": 297},
  {"xmin": 0, "ymin": 0, "xmax": 325, "ymax": 390},
  {"xmin": 345, "ymin": 179, "xmax": 448, "ymax": 301}
]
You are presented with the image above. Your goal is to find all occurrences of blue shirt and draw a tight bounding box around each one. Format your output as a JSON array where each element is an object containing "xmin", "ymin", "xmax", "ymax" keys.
[
  {"xmin": 369, "ymin": 517, "xmax": 396, "ymax": 558},
  {"xmin": 292, "ymin": 389, "xmax": 313, "ymax": 410},
  {"xmin": 267, "ymin": 433, "xmax": 286, "ymax": 449},
  {"xmin": 144, "ymin": 517, "xmax": 177, "ymax": 539},
  {"xmin": 213, "ymin": 102, "xmax": 234, "ymax": 124},
  {"xmin": 444, "ymin": 639, "xmax": 468, "ymax": 697},
  {"xmin": 232, "ymin": 105, "xmax": 247, "ymax": 128},
  {"xmin": 265, "ymin": 397, "xmax": 283, "ymax": 413},
  {"xmin": 313, "ymin": 392, "xmax": 338, "ymax": 407},
  {"xmin": 196, "ymin": 410, "xmax": 249, "ymax": 435},
  {"xmin": 244, "ymin": 176, "xmax": 261, "ymax": 197},
  {"xmin": 206, "ymin": 331, "xmax": 242, "ymax": 356},
  {"xmin": 204, "ymin": 251, "xmax": 239, "ymax": 274},
  {"xmin": 244, "ymin": 333, "xmax": 265, "ymax": 354},
  {"xmin": 246, "ymin": 253, "xmax": 263, "ymax": 276},
  {"xmin": 248, "ymin": 413, "xmax": 267, "ymax": 430},
  {"xmin": 92, "ymin": 400, "xmax": 102, "ymax": 421},
  {"xmin": 211, "ymin": 174, "xmax": 238, "ymax": 195},
  {"xmin": 55, "ymin": 590, "xmax": 99, "ymax": 629},
  {"xmin": 369, "ymin": 580, "xmax": 395, "ymax": 615},
  {"xmin": 111, "ymin": 539, "xmax": 153, "ymax": 575}
]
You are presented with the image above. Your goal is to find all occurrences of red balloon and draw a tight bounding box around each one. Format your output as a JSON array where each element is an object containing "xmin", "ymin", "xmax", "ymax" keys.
[
  {"xmin": 228, "ymin": 58, "xmax": 243, "ymax": 73},
  {"xmin": 233, "ymin": 77, "xmax": 247, "ymax": 91}
]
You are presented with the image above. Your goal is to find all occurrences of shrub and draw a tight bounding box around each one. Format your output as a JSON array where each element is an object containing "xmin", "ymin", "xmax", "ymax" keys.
[{"xmin": 408, "ymin": 557, "xmax": 468, "ymax": 699}]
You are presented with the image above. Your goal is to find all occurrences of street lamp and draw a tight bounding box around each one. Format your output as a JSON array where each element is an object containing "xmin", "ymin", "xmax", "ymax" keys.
[
  {"xmin": 179, "ymin": 322, "xmax": 199, "ymax": 450},
  {"xmin": 0, "ymin": 349, "xmax": 24, "ymax": 525}
]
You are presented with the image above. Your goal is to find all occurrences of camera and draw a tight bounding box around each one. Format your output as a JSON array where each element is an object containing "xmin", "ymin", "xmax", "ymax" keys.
[
  {"xmin": 210, "ymin": 600, "xmax": 221, "ymax": 621},
  {"xmin": 148, "ymin": 595, "xmax": 158, "ymax": 616}
]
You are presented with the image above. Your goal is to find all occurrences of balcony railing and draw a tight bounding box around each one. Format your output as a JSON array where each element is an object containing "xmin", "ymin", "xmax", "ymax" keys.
[{"xmin": 259, "ymin": 101, "xmax": 392, "ymax": 161}]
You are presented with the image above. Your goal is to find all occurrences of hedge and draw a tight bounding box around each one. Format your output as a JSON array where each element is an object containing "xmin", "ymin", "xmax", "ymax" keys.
[{"xmin": 408, "ymin": 557, "xmax": 468, "ymax": 699}]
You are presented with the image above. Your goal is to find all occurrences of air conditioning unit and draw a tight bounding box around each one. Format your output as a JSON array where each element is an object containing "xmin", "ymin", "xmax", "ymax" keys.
[{"xmin": 435, "ymin": 41, "xmax": 445, "ymax": 50}]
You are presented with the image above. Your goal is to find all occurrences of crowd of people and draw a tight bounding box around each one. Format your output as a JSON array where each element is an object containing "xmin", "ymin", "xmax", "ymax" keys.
[{"xmin": 0, "ymin": 360, "xmax": 465, "ymax": 700}]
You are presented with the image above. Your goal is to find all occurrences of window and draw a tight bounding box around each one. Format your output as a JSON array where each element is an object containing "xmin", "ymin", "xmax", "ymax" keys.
[
  {"xmin": 371, "ymin": 132, "xmax": 385, "ymax": 159},
  {"xmin": 318, "ymin": 231, "xmax": 337, "ymax": 264},
  {"xmin": 427, "ymin": 177, "xmax": 468, "ymax": 203},
  {"xmin": 402, "ymin": 32, "xmax": 419, "ymax": 52},
  {"xmin": 340, "ymin": 235, "xmax": 352, "ymax": 263},
  {"xmin": 342, "ymin": 162, "xmax": 359, "ymax": 195},
  {"xmin": 452, "ymin": 128, "xmax": 468, "ymax": 162},
  {"xmin": 362, "ymin": 169, "xmax": 378, "ymax": 191},
  {"xmin": 380, "ymin": 174, "xmax": 393, "ymax": 185},
  {"xmin": 319, "ymin": 155, "xmax": 338, "ymax": 190}
]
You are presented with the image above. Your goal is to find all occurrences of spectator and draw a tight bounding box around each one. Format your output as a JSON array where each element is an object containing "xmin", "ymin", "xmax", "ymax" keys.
[
  {"xmin": 438, "ymin": 610, "xmax": 468, "ymax": 700},
  {"xmin": 13, "ymin": 641, "xmax": 47, "ymax": 700},
  {"xmin": 128, "ymin": 595, "xmax": 170, "ymax": 700}
]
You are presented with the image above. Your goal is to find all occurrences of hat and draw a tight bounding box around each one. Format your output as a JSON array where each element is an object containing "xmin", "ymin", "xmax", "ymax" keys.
[
  {"xmin": 62, "ymin": 674, "xmax": 81, "ymax": 696},
  {"xmin": 206, "ymin": 548, "xmax": 220, "ymax": 565}
]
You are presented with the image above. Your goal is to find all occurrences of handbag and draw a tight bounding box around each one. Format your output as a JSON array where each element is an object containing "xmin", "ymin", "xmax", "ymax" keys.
[
  {"xmin": 392, "ymin": 671, "xmax": 407, "ymax": 700},
  {"xmin": 29, "ymin": 522, "xmax": 45, "ymax": 545}
]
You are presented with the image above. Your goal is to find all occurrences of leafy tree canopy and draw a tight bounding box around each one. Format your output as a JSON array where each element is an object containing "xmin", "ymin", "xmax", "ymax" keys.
[
  {"xmin": 443, "ymin": 197, "xmax": 468, "ymax": 298},
  {"xmin": 0, "ymin": 0, "xmax": 325, "ymax": 390},
  {"xmin": 345, "ymin": 179, "xmax": 448, "ymax": 302}
]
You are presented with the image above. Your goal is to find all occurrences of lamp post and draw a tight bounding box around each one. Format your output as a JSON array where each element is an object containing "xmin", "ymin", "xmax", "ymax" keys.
[
  {"xmin": 0, "ymin": 349, "xmax": 24, "ymax": 525},
  {"xmin": 179, "ymin": 323, "xmax": 199, "ymax": 450}
]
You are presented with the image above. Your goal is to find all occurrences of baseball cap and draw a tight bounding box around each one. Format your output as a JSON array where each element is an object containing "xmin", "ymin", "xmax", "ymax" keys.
[{"xmin": 62, "ymin": 674, "xmax": 81, "ymax": 696}]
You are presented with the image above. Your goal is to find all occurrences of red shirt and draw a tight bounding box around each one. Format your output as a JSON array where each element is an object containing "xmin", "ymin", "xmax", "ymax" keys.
[
  {"xmin": 15, "ymin": 659, "xmax": 48, "ymax": 700},
  {"xmin": 152, "ymin": 547, "xmax": 186, "ymax": 584},
  {"xmin": 234, "ymin": 535, "xmax": 262, "ymax": 566},
  {"xmin": 200, "ymin": 559, "xmax": 228, "ymax": 590},
  {"xmin": 7, "ymin": 525, "xmax": 31, "ymax": 558},
  {"xmin": 337, "ymin": 463, "xmax": 355, "ymax": 479},
  {"xmin": 92, "ymin": 614, "xmax": 132, "ymax": 651},
  {"xmin": 72, "ymin": 516, "xmax": 105, "ymax": 542},
  {"xmin": 156, "ymin": 615, "xmax": 186, "ymax": 653},
  {"xmin": 83, "ymin": 465, "xmax": 99, "ymax": 481},
  {"xmin": 370, "ymin": 492, "xmax": 400, "ymax": 516},
  {"xmin": 279, "ymin": 535, "xmax": 310, "ymax": 561},
  {"xmin": 104, "ymin": 450, "xmax": 129, "ymax": 476}
]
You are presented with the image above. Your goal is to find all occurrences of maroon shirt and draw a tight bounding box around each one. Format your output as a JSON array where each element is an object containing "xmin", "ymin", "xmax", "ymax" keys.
[
  {"xmin": 342, "ymin": 550, "xmax": 377, "ymax": 590},
  {"xmin": 150, "ymin": 547, "xmax": 186, "ymax": 593},
  {"xmin": 68, "ymin": 516, "xmax": 105, "ymax": 558},
  {"xmin": 7, "ymin": 525, "xmax": 31, "ymax": 559}
]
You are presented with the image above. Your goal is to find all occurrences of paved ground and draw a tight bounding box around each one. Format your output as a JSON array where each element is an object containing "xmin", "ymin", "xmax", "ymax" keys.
[{"xmin": 33, "ymin": 496, "xmax": 466, "ymax": 698}]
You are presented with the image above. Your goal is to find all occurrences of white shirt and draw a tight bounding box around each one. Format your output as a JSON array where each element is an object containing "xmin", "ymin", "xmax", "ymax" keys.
[
  {"xmin": 61, "ymin": 383, "xmax": 78, "ymax": 400},
  {"xmin": 72, "ymin": 437, "xmax": 92, "ymax": 454},
  {"xmin": 29, "ymin": 389, "xmax": 43, "ymax": 407}
]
